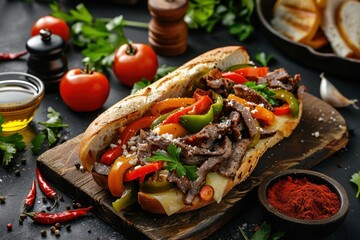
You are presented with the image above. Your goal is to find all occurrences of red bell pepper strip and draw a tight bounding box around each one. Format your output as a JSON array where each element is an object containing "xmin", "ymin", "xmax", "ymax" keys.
[
  {"xmin": 273, "ymin": 103, "xmax": 291, "ymax": 115},
  {"xmin": 161, "ymin": 95, "xmax": 213, "ymax": 125},
  {"xmin": 221, "ymin": 72, "xmax": 248, "ymax": 84},
  {"xmin": 234, "ymin": 67, "xmax": 269, "ymax": 77},
  {"xmin": 100, "ymin": 116, "xmax": 156, "ymax": 165},
  {"xmin": 124, "ymin": 161, "xmax": 163, "ymax": 183},
  {"xmin": 150, "ymin": 98, "xmax": 196, "ymax": 116}
]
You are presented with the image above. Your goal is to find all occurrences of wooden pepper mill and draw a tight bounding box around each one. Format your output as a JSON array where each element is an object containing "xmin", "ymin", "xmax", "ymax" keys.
[{"xmin": 148, "ymin": 0, "xmax": 188, "ymax": 56}]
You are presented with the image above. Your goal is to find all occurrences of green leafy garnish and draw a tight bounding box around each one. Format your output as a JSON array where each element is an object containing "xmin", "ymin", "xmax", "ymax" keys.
[
  {"xmin": 131, "ymin": 65, "xmax": 177, "ymax": 94},
  {"xmin": 350, "ymin": 171, "xmax": 360, "ymax": 198},
  {"xmin": 254, "ymin": 52, "xmax": 273, "ymax": 67},
  {"xmin": 186, "ymin": 0, "xmax": 255, "ymax": 41},
  {"xmin": 0, "ymin": 114, "xmax": 26, "ymax": 166},
  {"xmin": 33, "ymin": 107, "xmax": 69, "ymax": 151},
  {"xmin": 31, "ymin": 133, "xmax": 46, "ymax": 155},
  {"xmin": 239, "ymin": 222, "xmax": 285, "ymax": 240},
  {"xmin": 50, "ymin": 2, "xmax": 148, "ymax": 71},
  {"xmin": 245, "ymin": 82, "xmax": 279, "ymax": 106},
  {"xmin": 147, "ymin": 143, "xmax": 198, "ymax": 181}
]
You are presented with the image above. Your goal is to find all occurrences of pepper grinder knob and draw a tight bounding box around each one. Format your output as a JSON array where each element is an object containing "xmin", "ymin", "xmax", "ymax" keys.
[
  {"xmin": 148, "ymin": 0, "xmax": 188, "ymax": 56},
  {"xmin": 26, "ymin": 28, "xmax": 68, "ymax": 88}
]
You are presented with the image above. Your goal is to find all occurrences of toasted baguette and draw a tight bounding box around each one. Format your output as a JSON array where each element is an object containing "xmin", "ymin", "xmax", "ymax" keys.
[
  {"xmin": 321, "ymin": 0, "xmax": 355, "ymax": 58},
  {"xmin": 79, "ymin": 46, "xmax": 303, "ymax": 215},
  {"xmin": 337, "ymin": 0, "xmax": 360, "ymax": 57},
  {"xmin": 271, "ymin": 0, "xmax": 320, "ymax": 42}
]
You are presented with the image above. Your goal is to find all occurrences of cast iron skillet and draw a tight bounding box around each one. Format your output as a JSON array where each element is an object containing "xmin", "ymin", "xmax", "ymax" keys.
[{"xmin": 256, "ymin": 0, "xmax": 360, "ymax": 79}]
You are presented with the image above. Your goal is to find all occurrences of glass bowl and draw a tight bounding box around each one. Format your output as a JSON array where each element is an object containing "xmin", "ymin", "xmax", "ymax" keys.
[
  {"xmin": 258, "ymin": 169, "xmax": 349, "ymax": 239},
  {"xmin": 0, "ymin": 72, "xmax": 45, "ymax": 132}
]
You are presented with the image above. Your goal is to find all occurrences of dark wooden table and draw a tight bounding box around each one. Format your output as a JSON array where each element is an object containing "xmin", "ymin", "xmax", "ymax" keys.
[{"xmin": 1, "ymin": 0, "xmax": 359, "ymax": 239}]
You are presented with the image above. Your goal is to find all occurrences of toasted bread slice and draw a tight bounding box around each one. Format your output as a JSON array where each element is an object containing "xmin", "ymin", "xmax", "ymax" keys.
[
  {"xmin": 321, "ymin": 0, "xmax": 354, "ymax": 58},
  {"xmin": 272, "ymin": 0, "xmax": 321, "ymax": 42},
  {"xmin": 302, "ymin": 29, "xmax": 329, "ymax": 49},
  {"xmin": 337, "ymin": 0, "xmax": 360, "ymax": 57}
]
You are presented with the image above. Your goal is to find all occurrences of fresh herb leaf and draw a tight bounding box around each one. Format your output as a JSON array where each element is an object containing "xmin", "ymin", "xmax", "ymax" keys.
[
  {"xmin": 0, "ymin": 114, "xmax": 26, "ymax": 166},
  {"xmin": 131, "ymin": 79, "xmax": 152, "ymax": 94},
  {"xmin": 131, "ymin": 65, "xmax": 177, "ymax": 94},
  {"xmin": 147, "ymin": 143, "xmax": 198, "ymax": 181},
  {"xmin": 239, "ymin": 222, "xmax": 285, "ymax": 240},
  {"xmin": 185, "ymin": 0, "xmax": 255, "ymax": 41},
  {"xmin": 33, "ymin": 107, "xmax": 69, "ymax": 150},
  {"xmin": 31, "ymin": 133, "xmax": 46, "ymax": 155},
  {"xmin": 254, "ymin": 52, "xmax": 273, "ymax": 67},
  {"xmin": 245, "ymin": 82, "xmax": 279, "ymax": 106},
  {"xmin": 350, "ymin": 171, "xmax": 360, "ymax": 198},
  {"xmin": 50, "ymin": 2, "xmax": 147, "ymax": 71}
]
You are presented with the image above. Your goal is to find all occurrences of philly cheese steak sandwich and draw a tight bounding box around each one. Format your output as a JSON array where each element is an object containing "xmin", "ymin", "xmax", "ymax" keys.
[{"xmin": 79, "ymin": 46, "xmax": 305, "ymax": 215}]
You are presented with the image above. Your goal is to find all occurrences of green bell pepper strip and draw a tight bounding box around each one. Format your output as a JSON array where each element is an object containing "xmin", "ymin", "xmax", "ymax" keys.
[
  {"xmin": 180, "ymin": 106, "xmax": 214, "ymax": 133},
  {"xmin": 112, "ymin": 183, "xmax": 138, "ymax": 212},
  {"xmin": 150, "ymin": 108, "xmax": 179, "ymax": 129},
  {"xmin": 272, "ymin": 89, "xmax": 299, "ymax": 116},
  {"xmin": 211, "ymin": 91, "xmax": 224, "ymax": 115},
  {"xmin": 224, "ymin": 63, "xmax": 255, "ymax": 72}
]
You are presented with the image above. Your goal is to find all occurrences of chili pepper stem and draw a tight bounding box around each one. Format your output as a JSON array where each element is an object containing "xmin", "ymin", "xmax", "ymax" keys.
[{"xmin": 46, "ymin": 196, "xmax": 58, "ymax": 211}]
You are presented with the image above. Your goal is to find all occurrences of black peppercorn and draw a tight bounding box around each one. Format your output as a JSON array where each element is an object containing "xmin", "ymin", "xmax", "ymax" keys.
[{"xmin": 15, "ymin": 170, "xmax": 21, "ymax": 176}]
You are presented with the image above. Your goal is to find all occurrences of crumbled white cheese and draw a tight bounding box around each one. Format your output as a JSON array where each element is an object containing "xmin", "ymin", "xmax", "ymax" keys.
[{"xmin": 311, "ymin": 131, "xmax": 320, "ymax": 138}]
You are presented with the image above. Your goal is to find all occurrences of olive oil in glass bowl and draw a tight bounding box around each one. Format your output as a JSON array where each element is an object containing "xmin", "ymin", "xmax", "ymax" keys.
[{"xmin": 0, "ymin": 72, "xmax": 44, "ymax": 132}]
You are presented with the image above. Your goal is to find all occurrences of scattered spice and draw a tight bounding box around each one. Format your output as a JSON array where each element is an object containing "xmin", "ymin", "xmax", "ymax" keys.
[
  {"xmin": 21, "ymin": 158, "xmax": 27, "ymax": 165},
  {"xmin": 50, "ymin": 225, "xmax": 57, "ymax": 233},
  {"xmin": 36, "ymin": 168, "xmax": 58, "ymax": 211},
  {"xmin": 55, "ymin": 222, "xmax": 61, "ymax": 229},
  {"xmin": 7, "ymin": 223, "xmax": 13, "ymax": 231},
  {"xmin": 15, "ymin": 169, "xmax": 21, "ymax": 176},
  {"xmin": 55, "ymin": 229, "xmax": 60, "ymax": 236},
  {"xmin": 267, "ymin": 176, "xmax": 340, "ymax": 220},
  {"xmin": 25, "ymin": 206, "xmax": 93, "ymax": 224},
  {"xmin": 66, "ymin": 224, "xmax": 71, "ymax": 231},
  {"xmin": 40, "ymin": 229, "xmax": 47, "ymax": 237},
  {"xmin": 23, "ymin": 180, "xmax": 36, "ymax": 213},
  {"xmin": 0, "ymin": 195, "xmax": 6, "ymax": 203}
]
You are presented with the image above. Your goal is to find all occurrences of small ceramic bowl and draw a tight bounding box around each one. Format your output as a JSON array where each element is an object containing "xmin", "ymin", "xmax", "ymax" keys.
[
  {"xmin": 0, "ymin": 72, "xmax": 44, "ymax": 132},
  {"xmin": 258, "ymin": 169, "xmax": 349, "ymax": 239}
]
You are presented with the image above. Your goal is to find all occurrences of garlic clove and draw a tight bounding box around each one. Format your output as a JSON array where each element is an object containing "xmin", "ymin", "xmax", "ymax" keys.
[{"xmin": 319, "ymin": 73, "xmax": 359, "ymax": 109}]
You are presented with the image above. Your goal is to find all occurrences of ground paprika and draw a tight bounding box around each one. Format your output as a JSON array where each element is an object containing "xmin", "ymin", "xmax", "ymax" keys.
[{"xmin": 267, "ymin": 176, "xmax": 340, "ymax": 220}]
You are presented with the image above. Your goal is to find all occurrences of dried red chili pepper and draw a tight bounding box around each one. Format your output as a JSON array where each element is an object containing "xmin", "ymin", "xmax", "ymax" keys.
[
  {"xmin": 36, "ymin": 168, "xmax": 58, "ymax": 211},
  {"xmin": 23, "ymin": 180, "xmax": 36, "ymax": 213},
  {"xmin": 0, "ymin": 50, "xmax": 28, "ymax": 60},
  {"xmin": 25, "ymin": 206, "xmax": 93, "ymax": 224}
]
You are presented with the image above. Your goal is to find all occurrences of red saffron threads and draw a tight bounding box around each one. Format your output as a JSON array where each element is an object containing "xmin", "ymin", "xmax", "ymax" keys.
[{"xmin": 267, "ymin": 176, "xmax": 340, "ymax": 220}]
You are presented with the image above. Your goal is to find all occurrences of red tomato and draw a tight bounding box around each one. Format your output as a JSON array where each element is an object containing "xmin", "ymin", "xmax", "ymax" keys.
[
  {"xmin": 59, "ymin": 68, "xmax": 110, "ymax": 112},
  {"xmin": 113, "ymin": 43, "xmax": 158, "ymax": 86},
  {"xmin": 31, "ymin": 16, "xmax": 70, "ymax": 42}
]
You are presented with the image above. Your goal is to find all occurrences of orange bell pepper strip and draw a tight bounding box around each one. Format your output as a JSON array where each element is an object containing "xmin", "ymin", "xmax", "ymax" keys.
[
  {"xmin": 228, "ymin": 94, "xmax": 276, "ymax": 125},
  {"xmin": 100, "ymin": 116, "xmax": 156, "ymax": 165},
  {"xmin": 108, "ymin": 155, "xmax": 136, "ymax": 197},
  {"xmin": 234, "ymin": 67, "xmax": 269, "ymax": 77},
  {"xmin": 273, "ymin": 103, "xmax": 291, "ymax": 115},
  {"xmin": 124, "ymin": 161, "xmax": 163, "ymax": 183},
  {"xmin": 153, "ymin": 123, "xmax": 188, "ymax": 138},
  {"xmin": 161, "ymin": 95, "xmax": 213, "ymax": 125},
  {"xmin": 150, "ymin": 98, "xmax": 196, "ymax": 116}
]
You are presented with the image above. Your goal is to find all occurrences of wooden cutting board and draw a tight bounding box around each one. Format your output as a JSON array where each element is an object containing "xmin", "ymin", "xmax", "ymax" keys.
[{"xmin": 37, "ymin": 93, "xmax": 348, "ymax": 240}]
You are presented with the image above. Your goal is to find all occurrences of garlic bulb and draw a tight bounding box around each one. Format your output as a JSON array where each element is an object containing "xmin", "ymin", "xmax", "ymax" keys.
[{"xmin": 320, "ymin": 73, "xmax": 359, "ymax": 109}]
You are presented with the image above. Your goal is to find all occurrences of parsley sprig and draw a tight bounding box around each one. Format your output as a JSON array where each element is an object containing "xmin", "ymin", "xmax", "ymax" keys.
[
  {"xmin": 50, "ymin": 2, "xmax": 148, "ymax": 71},
  {"xmin": 185, "ymin": 0, "xmax": 255, "ymax": 41},
  {"xmin": 31, "ymin": 107, "xmax": 69, "ymax": 154},
  {"xmin": 245, "ymin": 82, "xmax": 279, "ymax": 106},
  {"xmin": 147, "ymin": 143, "xmax": 198, "ymax": 181},
  {"xmin": 350, "ymin": 171, "xmax": 360, "ymax": 198},
  {"xmin": 0, "ymin": 114, "xmax": 26, "ymax": 166},
  {"xmin": 131, "ymin": 65, "xmax": 177, "ymax": 94},
  {"xmin": 254, "ymin": 52, "xmax": 273, "ymax": 67},
  {"xmin": 239, "ymin": 221, "xmax": 285, "ymax": 240}
]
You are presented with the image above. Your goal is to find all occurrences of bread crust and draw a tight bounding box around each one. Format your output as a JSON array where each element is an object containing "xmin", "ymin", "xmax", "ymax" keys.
[{"xmin": 79, "ymin": 46, "xmax": 303, "ymax": 215}]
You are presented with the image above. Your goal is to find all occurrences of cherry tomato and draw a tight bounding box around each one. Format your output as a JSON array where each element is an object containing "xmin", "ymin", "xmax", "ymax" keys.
[
  {"xmin": 113, "ymin": 43, "xmax": 158, "ymax": 86},
  {"xmin": 59, "ymin": 67, "xmax": 110, "ymax": 112},
  {"xmin": 31, "ymin": 16, "xmax": 70, "ymax": 42}
]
